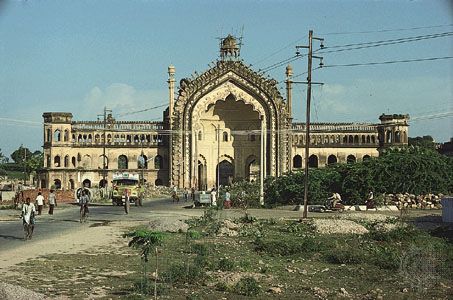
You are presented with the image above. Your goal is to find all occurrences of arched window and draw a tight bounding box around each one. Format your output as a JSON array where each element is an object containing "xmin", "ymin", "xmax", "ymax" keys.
[
  {"xmin": 386, "ymin": 130, "xmax": 392, "ymax": 143},
  {"xmin": 366, "ymin": 135, "xmax": 371, "ymax": 143},
  {"xmin": 82, "ymin": 179, "xmax": 91, "ymax": 188},
  {"xmin": 53, "ymin": 179, "xmax": 62, "ymax": 190},
  {"xmin": 250, "ymin": 134, "xmax": 256, "ymax": 142},
  {"xmin": 363, "ymin": 155, "xmax": 371, "ymax": 161},
  {"xmin": 69, "ymin": 179, "xmax": 75, "ymax": 190},
  {"xmin": 293, "ymin": 155, "xmax": 302, "ymax": 168},
  {"xmin": 308, "ymin": 155, "xmax": 318, "ymax": 168},
  {"xmin": 54, "ymin": 130, "xmax": 61, "ymax": 142},
  {"xmin": 347, "ymin": 155, "xmax": 356, "ymax": 164},
  {"xmin": 154, "ymin": 155, "xmax": 163, "ymax": 169},
  {"xmin": 198, "ymin": 131, "xmax": 203, "ymax": 141},
  {"xmin": 395, "ymin": 131, "xmax": 401, "ymax": 143},
  {"xmin": 78, "ymin": 134, "xmax": 83, "ymax": 143},
  {"xmin": 361, "ymin": 136, "xmax": 366, "ymax": 144},
  {"xmin": 64, "ymin": 130, "xmax": 69, "ymax": 142},
  {"xmin": 46, "ymin": 128, "xmax": 52, "ymax": 142},
  {"xmin": 46, "ymin": 155, "xmax": 51, "ymax": 167},
  {"xmin": 354, "ymin": 135, "xmax": 359, "ymax": 144},
  {"xmin": 327, "ymin": 155, "xmax": 337, "ymax": 165},
  {"xmin": 71, "ymin": 156, "xmax": 76, "ymax": 167},
  {"xmin": 118, "ymin": 155, "xmax": 128, "ymax": 169},
  {"xmin": 99, "ymin": 179, "xmax": 108, "ymax": 188},
  {"xmin": 64, "ymin": 155, "xmax": 69, "ymax": 168},
  {"xmin": 223, "ymin": 131, "xmax": 228, "ymax": 142},
  {"xmin": 134, "ymin": 135, "xmax": 139, "ymax": 143},
  {"xmin": 138, "ymin": 154, "xmax": 148, "ymax": 169},
  {"xmin": 95, "ymin": 134, "xmax": 100, "ymax": 144},
  {"xmin": 371, "ymin": 135, "xmax": 376, "ymax": 144},
  {"xmin": 107, "ymin": 134, "xmax": 112, "ymax": 143},
  {"xmin": 342, "ymin": 136, "xmax": 347, "ymax": 144},
  {"xmin": 54, "ymin": 155, "xmax": 61, "ymax": 167},
  {"xmin": 348, "ymin": 135, "xmax": 354, "ymax": 144}
]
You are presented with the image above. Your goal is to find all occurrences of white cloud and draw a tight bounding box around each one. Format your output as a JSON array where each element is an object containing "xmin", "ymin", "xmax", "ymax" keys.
[{"xmin": 79, "ymin": 83, "xmax": 167, "ymax": 120}]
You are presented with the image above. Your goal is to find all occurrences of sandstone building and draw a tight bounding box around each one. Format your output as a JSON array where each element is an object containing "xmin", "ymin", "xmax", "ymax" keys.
[{"xmin": 38, "ymin": 36, "xmax": 409, "ymax": 190}]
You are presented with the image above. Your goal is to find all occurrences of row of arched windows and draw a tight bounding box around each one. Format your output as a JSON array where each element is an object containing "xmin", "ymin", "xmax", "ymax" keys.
[
  {"xmin": 293, "ymin": 134, "xmax": 378, "ymax": 146},
  {"xmin": 45, "ymin": 128, "xmax": 164, "ymax": 145},
  {"xmin": 292, "ymin": 154, "xmax": 372, "ymax": 168},
  {"xmin": 50, "ymin": 154, "xmax": 164, "ymax": 170}
]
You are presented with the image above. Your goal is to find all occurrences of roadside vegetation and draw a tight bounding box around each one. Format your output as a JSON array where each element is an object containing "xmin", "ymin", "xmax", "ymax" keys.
[{"xmin": 3, "ymin": 209, "xmax": 452, "ymax": 299}]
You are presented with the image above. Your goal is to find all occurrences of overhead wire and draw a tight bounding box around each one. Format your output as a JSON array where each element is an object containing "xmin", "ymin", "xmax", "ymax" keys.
[
  {"xmin": 320, "ymin": 24, "xmax": 453, "ymax": 36},
  {"xmin": 322, "ymin": 56, "xmax": 453, "ymax": 68}
]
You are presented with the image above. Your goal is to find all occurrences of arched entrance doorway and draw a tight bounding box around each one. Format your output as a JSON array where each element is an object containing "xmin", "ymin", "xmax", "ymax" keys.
[
  {"xmin": 82, "ymin": 179, "xmax": 91, "ymax": 188},
  {"xmin": 197, "ymin": 160, "xmax": 207, "ymax": 191},
  {"xmin": 216, "ymin": 160, "xmax": 234, "ymax": 187}
]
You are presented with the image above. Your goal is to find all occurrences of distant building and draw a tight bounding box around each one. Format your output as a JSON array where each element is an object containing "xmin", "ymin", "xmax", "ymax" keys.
[
  {"xmin": 38, "ymin": 35, "xmax": 409, "ymax": 190},
  {"xmin": 438, "ymin": 138, "xmax": 453, "ymax": 157}
]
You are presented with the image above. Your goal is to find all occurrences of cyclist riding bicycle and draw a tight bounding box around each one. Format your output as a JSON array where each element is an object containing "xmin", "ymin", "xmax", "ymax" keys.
[{"xmin": 79, "ymin": 189, "xmax": 90, "ymax": 222}]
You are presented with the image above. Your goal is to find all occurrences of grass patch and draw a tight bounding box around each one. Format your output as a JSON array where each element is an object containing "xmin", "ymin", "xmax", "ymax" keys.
[{"xmin": 2, "ymin": 214, "xmax": 452, "ymax": 299}]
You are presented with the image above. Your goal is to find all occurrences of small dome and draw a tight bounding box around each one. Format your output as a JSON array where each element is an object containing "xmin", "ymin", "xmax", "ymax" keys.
[
  {"xmin": 222, "ymin": 35, "xmax": 238, "ymax": 49},
  {"xmin": 220, "ymin": 35, "xmax": 240, "ymax": 60}
]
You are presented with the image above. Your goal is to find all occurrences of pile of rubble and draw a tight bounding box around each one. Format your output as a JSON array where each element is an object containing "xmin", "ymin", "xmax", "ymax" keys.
[{"xmin": 383, "ymin": 193, "xmax": 444, "ymax": 209}]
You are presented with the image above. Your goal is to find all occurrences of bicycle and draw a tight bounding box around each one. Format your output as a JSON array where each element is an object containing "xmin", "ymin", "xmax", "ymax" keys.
[{"xmin": 80, "ymin": 204, "xmax": 88, "ymax": 223}]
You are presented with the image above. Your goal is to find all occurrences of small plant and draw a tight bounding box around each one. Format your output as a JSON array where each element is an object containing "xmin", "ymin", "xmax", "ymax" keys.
[
  {"xmin": 234, "ymin": 276, "xmax": 261, "ymax": 296},
  {"xmin": 324, "ymin": 248, "xmax": 365, "ymax": 264},
  {"xmin": 217, "ymin": 257, "xmax": 234, "ymax": 271},
  {"xmin": 123, "ymin": 229, "xmax": 165, "ymax": 298},
  {"xmin": 254, "ymin": 235, "xmax": 318, "ymax": 256}
]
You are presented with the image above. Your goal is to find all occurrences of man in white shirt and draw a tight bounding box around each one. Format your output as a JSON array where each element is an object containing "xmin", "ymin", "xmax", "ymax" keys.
[
  {"xmin": 35, "ymin": 192, "xmax": 45, "ymax": 215},
  {"xmin": 21, "ymin": 197, "xmax": 36, "ymax": 240}
]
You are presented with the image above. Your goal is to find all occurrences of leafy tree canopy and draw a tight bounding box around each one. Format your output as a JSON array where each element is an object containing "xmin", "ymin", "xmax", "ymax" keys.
[{"xmin": 408, "ymin": 135, "xmax": 436, "ymax": 149}]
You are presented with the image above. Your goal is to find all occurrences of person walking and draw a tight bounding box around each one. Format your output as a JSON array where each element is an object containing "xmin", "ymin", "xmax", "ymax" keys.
[
  {"xmin": 191, "ymin": 187, "xmax": 196, "ymax": 202},
  {"xmin": 211, "ymin": 187, "xmax": 217, "ymax": 207},
  {"xmin": 124, "ymin": 189, "xmax": 130, "ymax": 214},
  {"xmin": 224, "ymin": 190, "xmax": 231, "ymax": 209},
  {"xmin": 79, "ymin": 189, "xmax": 90, "ymax": 222},
  {"xmin": 35, "ymin": 192, "xmax": 45, "ymax": 215},
  {"xmin": 183, "ymin": 188, "xmax": 189, "ymax": 202},
  {"xmin": 48, "ymin": 189, "xmax": 57, "ymax": 215},
  {"xmin": 21, "ymin": 197, "xmax": 36, "ymax": 240}
]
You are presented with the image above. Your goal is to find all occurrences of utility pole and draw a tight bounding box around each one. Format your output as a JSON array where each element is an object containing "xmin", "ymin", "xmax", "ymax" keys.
[
  {"xmin": 295, "ymin": 30, "xmax": 324, "ymax": 219},
  {"xmin": 23, "ymin": 144, "xmax": 27, "ymax": 185},
  {"xmin": 217, "ymin": 124, "xmax": 220, "ymax": 192},
  {"xmin": 98, "ymin": 107, "xmax": 111, "ymax": 191}
]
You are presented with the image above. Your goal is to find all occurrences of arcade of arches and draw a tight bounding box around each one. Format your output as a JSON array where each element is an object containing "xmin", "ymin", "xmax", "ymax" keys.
[{"xmin": 39, "ymin": 35, "xmax": 409, "ymax": 190}]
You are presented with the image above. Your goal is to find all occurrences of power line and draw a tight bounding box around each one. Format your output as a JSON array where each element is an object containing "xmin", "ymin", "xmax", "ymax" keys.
[
  {"xmin": 317, "ymin": 32, "xmax": 453, "ymax": 55},
  {"xmin": 251, "ymin": 35, "xmax": 307, "ymax": 67},
  {"xmin": 116, "ymin": 103, "xmax": 167, "ymax": 117},
  {"xmin": 321, "ymin": 24, "xmax": 453, "ymax": 36},
  {"xmin": 322, "ymin": 31, "xmax": 452, "ymax": 50},
  {"xmin": 323, "ymin": 56, "xmax": 453, "ymax": 68}
]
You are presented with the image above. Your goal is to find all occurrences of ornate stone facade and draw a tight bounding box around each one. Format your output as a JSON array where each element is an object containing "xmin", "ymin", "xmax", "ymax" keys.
[{"xmin": 39, "ymin": 36, "xmax": 409, "ymax": 190}]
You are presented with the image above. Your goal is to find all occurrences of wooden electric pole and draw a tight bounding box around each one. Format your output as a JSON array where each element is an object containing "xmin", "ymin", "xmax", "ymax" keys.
[{"xmin": 295, "ymin": 30, "xmax": 324, "ymax": 219}]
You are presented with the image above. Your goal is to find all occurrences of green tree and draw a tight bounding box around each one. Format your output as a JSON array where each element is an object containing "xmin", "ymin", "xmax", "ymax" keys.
[
  {"xmin": 408, "ymin": 135, "xmax": 436, "ymax": 149},
  {"xmin": 0, "ymin": 148, "xmax": 8, "ymax": 164},
  {"xmin": 10, "ymin": 146, "xmax": 33, "ymax": 164}
]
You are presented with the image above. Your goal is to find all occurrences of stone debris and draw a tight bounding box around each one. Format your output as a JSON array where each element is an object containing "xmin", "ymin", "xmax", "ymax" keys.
[
  {"xmin": 268, "ymin": 286, "xmax": 282, "ymax": 294},
  {"xmin": 312, "ymin": 218, "xmax": 369, "ymax": 235},
  {"xmin": 0, "ymin": 282, "xmax": 47, "ymax": 300},
  {"xmin": 147, "ymin": 218, "xmax": 189, "ymax": 233},
  {"xmin": 217, "ymin": 219, "xmax": 240, "ymax": 237}
]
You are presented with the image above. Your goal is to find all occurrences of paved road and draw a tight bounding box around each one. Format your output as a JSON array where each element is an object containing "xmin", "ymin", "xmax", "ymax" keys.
[
  {"xmin": 0, "ymin": 197, "xmax": 203, "ymax": 253},
  {"xmin": 0, "ymin": 197, "xmax": 316, "ymax": 254}
]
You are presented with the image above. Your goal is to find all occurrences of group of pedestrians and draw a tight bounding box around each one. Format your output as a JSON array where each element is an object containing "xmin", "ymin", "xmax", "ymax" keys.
[{"xmin": 20, "ymin": 190, "xmax": 57, "ymax": 240}]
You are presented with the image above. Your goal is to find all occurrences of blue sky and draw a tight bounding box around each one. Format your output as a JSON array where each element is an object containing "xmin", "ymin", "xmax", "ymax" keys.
[{"xmin": 0, "ymin": 0, "xmax": 452, "ymax": 157}]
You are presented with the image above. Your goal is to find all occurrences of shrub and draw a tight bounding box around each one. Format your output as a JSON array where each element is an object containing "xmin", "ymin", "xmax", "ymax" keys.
[
  {"xmin": 234, "ymin": 276, "xmax": 261, "ymax": 296},
  {"xmin": 255, "ymin": 235, "xmax": 318, "ymax": 256},
  {"xmin": 217, "ymin": 258, "xmax": 235, "ymax": 271},
  {"xmin": 324, "ymin": 248, "xmax": 366, "ymax": 264}
]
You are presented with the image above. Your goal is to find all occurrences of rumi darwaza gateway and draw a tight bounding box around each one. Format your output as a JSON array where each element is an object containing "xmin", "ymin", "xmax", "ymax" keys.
[{"xmin": 38, "ymin": 35, "xmax": 409, "ymax": 190}]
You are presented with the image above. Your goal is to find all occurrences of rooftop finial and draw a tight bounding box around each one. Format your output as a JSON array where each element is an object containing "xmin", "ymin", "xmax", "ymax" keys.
[{"xmin": 220, "ymin": 34, "xmax": 240, "ymax": 61}]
